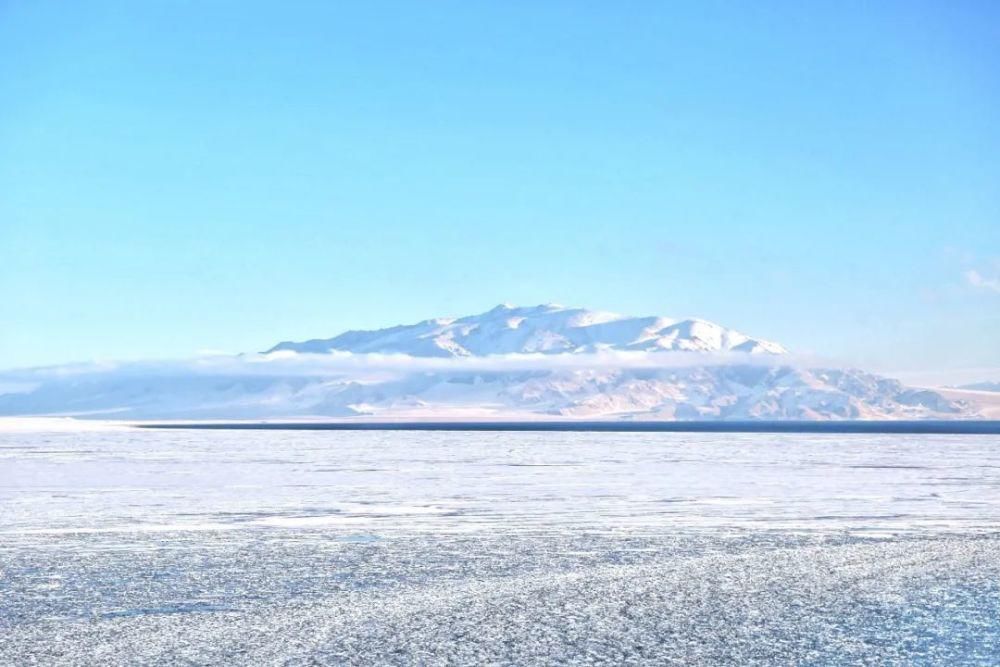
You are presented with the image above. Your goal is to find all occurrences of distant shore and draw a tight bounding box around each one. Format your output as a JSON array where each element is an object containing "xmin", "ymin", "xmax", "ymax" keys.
[
  {"xmin": 136, "ymin": 420, "xmax": 1000, "ymax": 434},
  {"xmin": 4, "ymin": 416, "xmax": 1000, "ymax": 434}
]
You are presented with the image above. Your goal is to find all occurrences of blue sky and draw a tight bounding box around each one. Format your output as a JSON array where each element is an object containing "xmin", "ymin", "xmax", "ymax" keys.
[{"xmin": 1, "ymin": 1, "xmax": 998, "ymax": 382}]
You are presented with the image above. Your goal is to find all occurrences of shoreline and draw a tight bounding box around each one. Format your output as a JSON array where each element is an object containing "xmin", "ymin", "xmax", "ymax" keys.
[{"xmin": 136, "ymin": 419, "xmax": 1000, "ymax": 434}]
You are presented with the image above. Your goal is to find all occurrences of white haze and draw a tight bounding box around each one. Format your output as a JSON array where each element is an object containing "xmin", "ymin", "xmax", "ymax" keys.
[{"xmin": 0, "ymin": 349, "xmax": 831, "ymax": 387}]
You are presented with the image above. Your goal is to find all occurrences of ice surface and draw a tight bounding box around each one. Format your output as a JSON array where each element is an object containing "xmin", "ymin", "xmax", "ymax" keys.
[
  {"xmin": 2, "ymin": 429, "xmax": 1000, "ymax": 663},
  {"xmin": 4, "ymin": 430, "xmax": 1000, "ymax": 536}
]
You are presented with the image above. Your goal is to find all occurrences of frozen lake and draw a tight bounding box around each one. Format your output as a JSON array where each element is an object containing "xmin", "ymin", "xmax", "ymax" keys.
[{"xmin": 3, "ymin": 428, "xmax": 1000, "ymax": 663}]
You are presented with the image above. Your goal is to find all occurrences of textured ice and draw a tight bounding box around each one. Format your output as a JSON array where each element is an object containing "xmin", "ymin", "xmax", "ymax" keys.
[{"xmin": 2, "ymin": 429, "xmax": 1000, "ymax": 664}]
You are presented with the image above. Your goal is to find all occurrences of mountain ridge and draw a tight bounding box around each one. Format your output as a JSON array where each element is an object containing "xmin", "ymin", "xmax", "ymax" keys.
[{"xmin": 267, "ymin": 304, "xmax": 788, "ymax": 358}]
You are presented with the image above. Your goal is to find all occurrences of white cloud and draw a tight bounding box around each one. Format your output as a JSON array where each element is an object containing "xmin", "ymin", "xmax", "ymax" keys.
[
  {"xmin": 1, "ymin": 349, "xmax": 823, "ymax": 389},
  {"xmin": 965, "ymin": 269, "xmax": 1000, "ymax": 294}
]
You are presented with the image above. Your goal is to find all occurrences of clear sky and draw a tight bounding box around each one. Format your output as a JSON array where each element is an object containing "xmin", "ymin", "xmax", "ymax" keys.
[{"xmin": 1, "ymin": 1, "xmax": 998, "ymax": 382}]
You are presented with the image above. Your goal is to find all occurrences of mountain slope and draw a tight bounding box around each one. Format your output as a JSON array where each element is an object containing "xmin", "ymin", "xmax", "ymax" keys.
[
  {"xmin": 267, "ymin": 304, "xmax": 787, "ymax": 357},
  {"xmin": 0, "ymin": 365, "xmax": 967, "ymax": 421}
]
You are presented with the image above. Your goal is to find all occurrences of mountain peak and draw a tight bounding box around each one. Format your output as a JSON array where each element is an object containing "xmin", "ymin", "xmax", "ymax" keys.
[{"xmin": 266, "ymin": 304, "xmax": 787, "ymax": 357}]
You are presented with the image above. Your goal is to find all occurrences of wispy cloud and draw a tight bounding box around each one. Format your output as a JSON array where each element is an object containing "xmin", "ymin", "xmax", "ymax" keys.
[
  {"xmin": 0, "ymin": 349, "xmax": 825, "ymax": 389},
  {"xmin": 964, "ymin": 269, "xmax": 1000, "ymax": 294}
]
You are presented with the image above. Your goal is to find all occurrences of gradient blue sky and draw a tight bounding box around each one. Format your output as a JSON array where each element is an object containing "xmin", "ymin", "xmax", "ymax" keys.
[{"xmin": 2, "ymin": 1, "xmax": 998, "ymax": 382}]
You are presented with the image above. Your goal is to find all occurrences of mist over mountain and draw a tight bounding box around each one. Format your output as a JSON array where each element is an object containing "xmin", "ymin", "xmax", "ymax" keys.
[
  {"xmin": 0, "ymin": 304, "xmax": 973, "ymax": 421},
  {"xmin": 957, "ymin": 381, "xmax": 1000, "ymax": 393}
]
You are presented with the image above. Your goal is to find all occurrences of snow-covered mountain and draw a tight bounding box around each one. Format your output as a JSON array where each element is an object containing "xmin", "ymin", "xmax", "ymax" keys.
[
  {"xmin": 0, "ymin": 304, "xmax": 973, "ymax": 421},
  {"xmin": 267, "ymin": 304, "xmax": 788, "ymax": 357}
]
